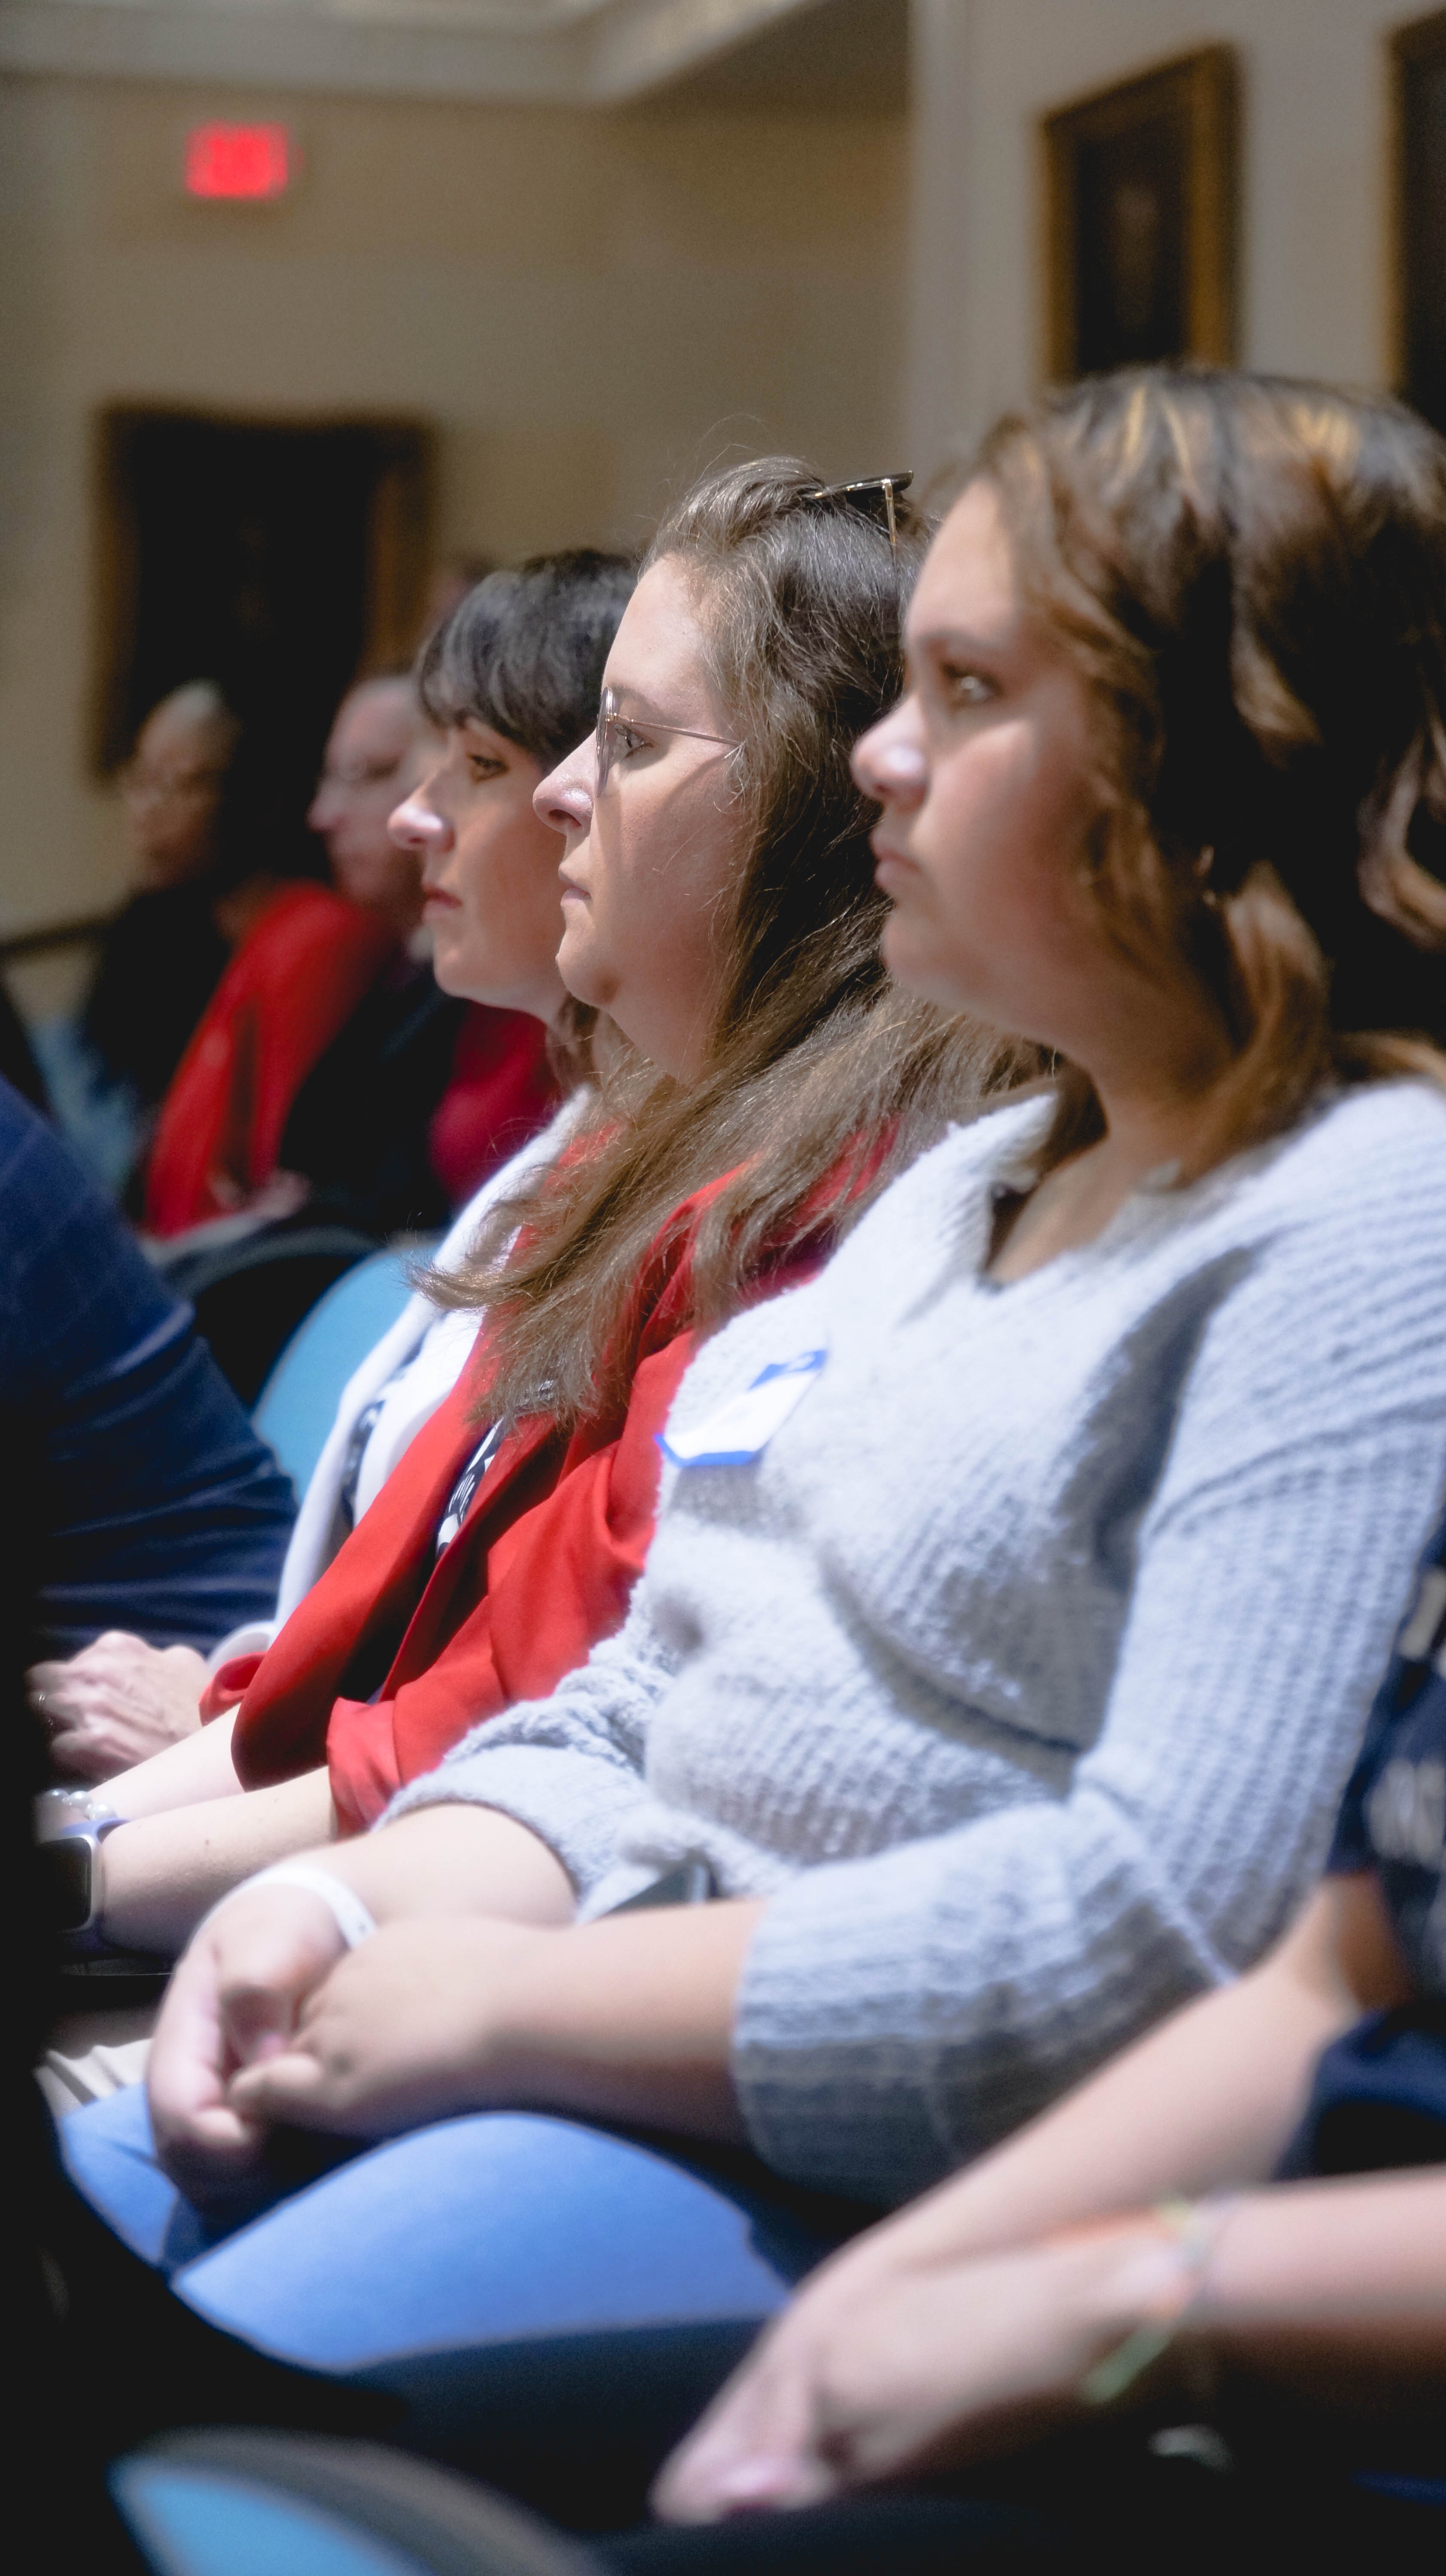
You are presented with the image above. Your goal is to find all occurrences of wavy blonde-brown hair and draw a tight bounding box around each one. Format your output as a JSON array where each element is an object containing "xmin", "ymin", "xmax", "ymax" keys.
[
  {"xmin": 435, "ymin": 458, "xmax": 1032, "ymax": 1426},
  {"xmin": 966, "ymin": 367, "xmax": 1446, "ymax": 1174}
]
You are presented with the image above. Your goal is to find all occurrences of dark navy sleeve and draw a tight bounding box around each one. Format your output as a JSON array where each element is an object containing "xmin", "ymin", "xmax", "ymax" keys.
[
  {"xmin": 0, "ymin": 1079, "xmax": 295, "ymax": 1656},
  {"xmin": 1282, "ymin": 1506, "xmax": 1446, "ymax": 2176},
  {"xmin": 1327, "ymin": 1500, "xmax": 1446, "ymax": 1878}
]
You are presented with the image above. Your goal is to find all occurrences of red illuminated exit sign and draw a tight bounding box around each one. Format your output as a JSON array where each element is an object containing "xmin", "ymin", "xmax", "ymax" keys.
[{"xmin": 185, "ymin": 123, "xmax": 295, "ymax": 203}]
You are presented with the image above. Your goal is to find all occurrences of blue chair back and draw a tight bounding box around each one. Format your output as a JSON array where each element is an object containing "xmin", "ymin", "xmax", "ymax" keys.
[{"xmin": 252, "ymin": 1247, "xmax": 426, "ymax": 1501}]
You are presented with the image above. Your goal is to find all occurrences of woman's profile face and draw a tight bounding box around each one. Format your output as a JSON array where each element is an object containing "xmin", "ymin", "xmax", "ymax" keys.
[
  {"xmin": 854, "ymin": 478, "xmax": 1108, "ymax": 1055},
  {"xmin": 388, "ymin": 724, "xmax": 562, "ymax": 1021},
  {"xmin": 533, "ymin": 556, "xmax": 744, "ymax": 1080}
]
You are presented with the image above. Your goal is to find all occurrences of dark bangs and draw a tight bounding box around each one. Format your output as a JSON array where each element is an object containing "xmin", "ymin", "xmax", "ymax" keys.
[{"xmin": 417, "ymin": 550, "xmax": 637, "ymax": 769}]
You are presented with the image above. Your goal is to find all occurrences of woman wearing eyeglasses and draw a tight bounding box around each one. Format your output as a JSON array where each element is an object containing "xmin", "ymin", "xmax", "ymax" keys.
[
  {"xmin": 52, "ymin": 463, "xmax": 1006, "ymax": 1958},
  {"xmin": 59, "ymin": 377, "xmax": 1446, "ymax": 2516}
]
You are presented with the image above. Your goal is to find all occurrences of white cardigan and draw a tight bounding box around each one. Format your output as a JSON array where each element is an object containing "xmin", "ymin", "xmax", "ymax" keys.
[{"xmin": 209, "ymin": 1094, "xmax": 583, "ymax": 1663}]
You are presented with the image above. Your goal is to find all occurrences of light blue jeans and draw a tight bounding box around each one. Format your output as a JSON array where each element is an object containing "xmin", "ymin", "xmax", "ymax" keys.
[{"xmin": 62, "ymin": 2085, "xmax": 861, "ymax": 2510}]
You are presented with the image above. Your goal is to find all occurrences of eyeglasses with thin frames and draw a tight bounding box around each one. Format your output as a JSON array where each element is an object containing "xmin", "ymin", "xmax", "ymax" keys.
[
  {"xmin": 593, "ymin": 470, "xmax": 913, "ymax": 795},
  {"xmin": 594, "ymin": 685, "xmax": 740, "ymax": 798}
]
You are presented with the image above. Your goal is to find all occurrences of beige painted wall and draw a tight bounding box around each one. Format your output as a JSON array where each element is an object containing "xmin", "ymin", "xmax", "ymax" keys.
[
  {"xmin": 906, "ymin": 0, "xmax": 1409, "ymax": 473},
  {"xmin": 0, "ymin": 72, "xmax": 908, "ymax": 948},
  {"xmin": 3, "ymin": 6, "xmax": 1413, "ymax": 962}
]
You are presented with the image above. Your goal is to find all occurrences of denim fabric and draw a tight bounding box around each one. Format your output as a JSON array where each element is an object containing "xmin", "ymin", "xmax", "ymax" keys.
[{"xmin": 61, "ymin": 2084, "xmax": 854, "ymax": 2375}]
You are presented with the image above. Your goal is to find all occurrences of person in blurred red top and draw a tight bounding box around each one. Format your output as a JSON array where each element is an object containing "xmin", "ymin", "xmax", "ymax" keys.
[
  {"xmin": 142, "ymin": 711, "xmax": 401, "ymax": 1239},
  {"xmin": 146, "ymin": 674, "xmax": 562, "ymax": 1244},
  {"xmin": 79, "ymin": 477, "xmax": 1016, "ymax": 1964}
]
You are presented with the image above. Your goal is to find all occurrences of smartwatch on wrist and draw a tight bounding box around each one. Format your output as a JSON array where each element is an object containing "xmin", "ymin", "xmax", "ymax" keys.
[{"xmin": 36, "ymin": 1812, "xmax": 128, "ymax": 1955}]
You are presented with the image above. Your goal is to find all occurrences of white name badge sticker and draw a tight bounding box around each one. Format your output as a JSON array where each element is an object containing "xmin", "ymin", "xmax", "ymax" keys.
[{"xmin": 658, "ymin": 1349, "xmax": 827, "ymax": 1469}]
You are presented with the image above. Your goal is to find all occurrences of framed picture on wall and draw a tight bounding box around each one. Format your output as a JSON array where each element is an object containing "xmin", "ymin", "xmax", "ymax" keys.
[
  {"xmin": 91, "ymin": 405, "xmax": 433, "ymax": 775},
  {"xmin": 1393, "ymin": 11, "xmax": 1446, "ymax": 432},
  {"xmin": 1043, "ymin": 48, "xmax": 1239, "ymax": 382}
]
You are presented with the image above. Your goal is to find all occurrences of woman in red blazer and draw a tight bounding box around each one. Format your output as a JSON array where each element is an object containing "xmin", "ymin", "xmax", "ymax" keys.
[
  {"xmin": 140, "ymin": 708, "xmax": 415, "ymax": 1240},
  {"xmin": 143, "ymin": 878, "xmax": 395, "ymax": 1237},
  {"xmin": 84, "ymin": 469, "xmax": 1019, "ymax": 1962}
]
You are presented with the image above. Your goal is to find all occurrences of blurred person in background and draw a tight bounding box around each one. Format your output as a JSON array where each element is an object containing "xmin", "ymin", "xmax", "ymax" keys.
[
  {"xmin": 140, "ymin": 711, "xmax": 398, "ymax": 1240},
  {"xmin": 281, "ymin": 674, "xmax": 557, "ymax": 1239},
  {"xmin": 307, "ymin": 677, "xmax": 429, "ymax": 943},
  {"xmin": 36, "ymin": 683, "xmax": 238, "ymax": 1192},
  {"xmin": 88, "ymin": 682, "xmax": 238, "ymax": 1105}
]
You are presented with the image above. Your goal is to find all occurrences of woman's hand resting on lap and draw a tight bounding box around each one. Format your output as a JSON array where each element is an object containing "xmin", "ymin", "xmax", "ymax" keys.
[
  {"xmin": 151, "ymin": 1902, "xmax": 580, "ymax": 2180},
  {"xmin": 226, "ymin": 1917, "xmax": 555, "ymax": 2139},
  {"xmin": 28, "ymin": 1631, "xmax": 207, "ymax": 1779},
  {"xmin": 149, "ymin": 1862, "xmax": 760, "ymax": 2197},
  {"xmin": 654, "ymin": 2221, "xmax": 1200, "ymax": 2521},
  {"xmin": 148, "ymin": 1885, "xmax": 347, "ymax": 2202}
]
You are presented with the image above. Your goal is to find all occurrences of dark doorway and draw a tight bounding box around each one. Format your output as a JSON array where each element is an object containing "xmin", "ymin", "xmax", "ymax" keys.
[{"xmin": 91, "ymin": 407, "xmax": 432, "ymax": 774}]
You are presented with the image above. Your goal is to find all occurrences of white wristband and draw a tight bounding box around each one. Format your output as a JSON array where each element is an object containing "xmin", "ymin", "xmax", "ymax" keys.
[{"xmin": 231, "ymin": 1862, "xmax": 378, "ymax": 1950}]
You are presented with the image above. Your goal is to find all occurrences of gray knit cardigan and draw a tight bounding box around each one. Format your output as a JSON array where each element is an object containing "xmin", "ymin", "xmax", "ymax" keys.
[{"xmin": 390, "ymin": 1083, "xmax": 1446, "ymax": 2203}]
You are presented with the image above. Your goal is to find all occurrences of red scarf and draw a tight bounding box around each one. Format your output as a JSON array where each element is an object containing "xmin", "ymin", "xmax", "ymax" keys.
[{"xmin": 220, "ymin": 1168, "xmax": 839, "ymax": 1829}]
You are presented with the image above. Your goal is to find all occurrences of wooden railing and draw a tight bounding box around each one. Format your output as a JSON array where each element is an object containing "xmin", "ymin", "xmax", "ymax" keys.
[{"xmin": 0, "ymin": 912, "xmax": 112, "ymax": 968}]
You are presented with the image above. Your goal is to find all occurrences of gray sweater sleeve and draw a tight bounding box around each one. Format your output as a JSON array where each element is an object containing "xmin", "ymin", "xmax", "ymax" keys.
[
  {"xmin": 381, "ymin": 1586, "xmax": 681, "ymax": 1896},
  {"xmin": 734, "ymin": 1207, "xmax": 1446, "ymax": 2204}
]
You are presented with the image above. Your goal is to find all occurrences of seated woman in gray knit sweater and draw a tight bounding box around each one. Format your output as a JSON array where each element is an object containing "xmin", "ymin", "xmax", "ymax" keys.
[{"xmin": 63, "ymin": 371, "xmax": 1446, "ymax": 2493}]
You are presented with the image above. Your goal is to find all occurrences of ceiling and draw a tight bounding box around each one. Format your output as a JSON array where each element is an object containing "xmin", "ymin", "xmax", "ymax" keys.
[
  {"xmin": 646, "ymin": 0, "xmax": 907, "ymax": 113},
  {"xmin": 0, "ymin": 0, "xmax": 909, "ymax": 109}
]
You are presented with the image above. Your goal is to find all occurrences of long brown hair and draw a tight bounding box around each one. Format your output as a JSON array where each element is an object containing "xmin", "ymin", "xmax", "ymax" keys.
[
  {"xmin": 439, "ymin": 459, "xmax": 1029, "ymax": 1426},
  {"xmin": 964, "ymin": 367, "xmax": 1446, "ymax": 1176}
]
